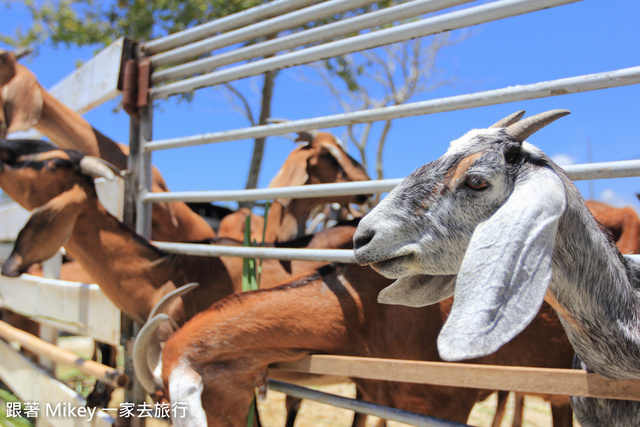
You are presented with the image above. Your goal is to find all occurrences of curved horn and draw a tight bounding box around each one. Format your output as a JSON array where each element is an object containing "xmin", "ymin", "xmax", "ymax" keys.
[
  {"xmin": 295, "ymin": 130, "xmax": 318, "ymax": 143},
  {"xmin": 133, "ymin": 313, "xmax": 169, "ymax": 394},
  {"xmin": 505, "ymin": 109, "xmax": 570, "ymax": 142},
  {"xmin": 148, "ymin": 282, "xmax": 199, "ymax": 321},
  {"xmin": 15, "ymin": 47, "xmax": 34, "ymax": 61},
  {"xmin": 489, "ymin": 110, "xmax": 526, "ymax": 128},
  {"xmin": 79, "ymin": 157, "xmax": 122, "ymax": 181}
]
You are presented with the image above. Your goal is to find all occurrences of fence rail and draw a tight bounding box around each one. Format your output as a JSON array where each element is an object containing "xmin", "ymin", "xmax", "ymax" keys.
[
  {"xmin": 149, "ymin": 0, "xmax": 582, "ymax": 100},
  {"xmin": 146, "ymin": 66, "xmax": 640, "ymax": 151}
]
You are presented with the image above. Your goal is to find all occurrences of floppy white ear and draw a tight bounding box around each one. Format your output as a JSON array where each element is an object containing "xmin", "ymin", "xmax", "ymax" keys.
[
  {"xmin": 378, "ymin": 275, "xmax": 456, "ymax": 307},
  {"xmin": 437, "ymin": 167, "xmax": 567, "ymax": 361}
]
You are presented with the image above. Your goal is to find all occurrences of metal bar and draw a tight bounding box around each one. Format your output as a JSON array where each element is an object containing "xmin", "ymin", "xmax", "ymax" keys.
[
  {"xmin": 147, "ymin": 65, "xmax": 640, "ymax": 151},
  {"xmin": 153, "ymin": 242, "xmax": 357, "ymax": 262},
  {"xmin": 563, "ymin": 160, "xmax": 640, "ymax": 181},
  {"xmin": 144, "ymin": 179, "xmax": 398, "ymax": 203},
  {"xmin": 135, "ymin": 105, "xmax": 154, "ymax": 239},
  {"xmin": 151, "ymin": 0, "xmax": 382, "ymax": 68},
  {"xmin": 151, "ymin": 243, "xmax": 640, "ymax": 264},
  {"xmin": 153, "ymin": 0, "xmax": 476, "ymax": 84},
  {"xmin": 150, "ymin": 0, "xmax": 582, "ymax": 100},
  {"xmin": 267, "ymin": 379, "xmax": 469, "ymax": 427},
  {"xmin": 142, "ymin": 0, "xmax": 319, "ymax": 56},
  {"xmin": 142, "ymin": 159, "xmax": 640, "ymax": 204}
]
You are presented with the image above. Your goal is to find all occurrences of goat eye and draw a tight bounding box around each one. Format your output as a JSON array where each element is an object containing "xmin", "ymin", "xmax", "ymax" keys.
[{"xmin": 465, "ymin": 176, "xmax": 488, "ymax": 191}]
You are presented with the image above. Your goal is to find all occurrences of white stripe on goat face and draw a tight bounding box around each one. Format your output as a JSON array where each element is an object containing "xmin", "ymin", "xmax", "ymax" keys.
[{"xmin": 354, "ymin": 128, "xmax": 518, "ymax": 279}]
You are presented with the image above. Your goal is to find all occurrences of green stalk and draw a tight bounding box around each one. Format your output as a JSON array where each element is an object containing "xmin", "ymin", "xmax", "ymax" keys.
[{"xmin": 241, "ymin": 202, "xmax": 271, "ymax": 426}]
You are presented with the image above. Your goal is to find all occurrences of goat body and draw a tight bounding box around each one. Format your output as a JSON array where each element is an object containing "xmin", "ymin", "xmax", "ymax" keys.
[
  {"xmin": 353, "ymin": 110, "xmax": 640, "ymax": 425},
  {"xmin": 147, "ymin": 260, "xmax": 575, "ymax": 426}
]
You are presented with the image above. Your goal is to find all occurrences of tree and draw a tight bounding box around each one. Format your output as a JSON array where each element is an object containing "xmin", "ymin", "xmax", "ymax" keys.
[
  {"xmin": 308, "ymin": 32, "xmax": 465, "ymax": 184},
  {"xmin": 1, "ymin": 0, "xmax": 463, "ymax": 193}
]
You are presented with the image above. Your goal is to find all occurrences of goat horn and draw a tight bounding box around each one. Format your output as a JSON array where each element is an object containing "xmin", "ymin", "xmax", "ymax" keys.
[
  {"xmin": 505, "ymin": 109, "xmax": 570, "ymax": 142},
  {"xmin": 79, "ymin": 157, "xmax": 122, "ymax": 181},
  {"xmin": 15, "ymin": 47, "xmax": 34, "ymax": 60},
  {"xmin": 148, "ymin": 282, "xmax": 199, "ymax": 321},
  {"xmin": 489, "ymin": 110, "xmax": 526, "ymax": 128},
  {"xmin": 295, "ymin": 130, "xmax": 318, "ymax": 143},
  {"xmin": 133, "ymin": 313, "xmax": 169, "ymax": 394}
]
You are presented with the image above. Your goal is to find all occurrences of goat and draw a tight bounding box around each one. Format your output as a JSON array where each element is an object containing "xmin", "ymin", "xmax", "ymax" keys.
[
  {"xmin": 584, "ymin": 200, "xmax": 640, "ymax": 255},
  {"xmin": 0, "ymin": 139, "xmax": 359, "ymax": 421},
  {"xmin": 135, "ymin": 256, "xmax": 577, "ymax": 426},
  {"xmin": 353, "ymin": 109, "xmax": 640, "ymax": 425},
  {"xmin": 217, "ymin": 131, "xmax": 370, "ymax": 244},
  {"xmin": 0, "ymin": 49, "xmax": 215, "ymax": 243}
]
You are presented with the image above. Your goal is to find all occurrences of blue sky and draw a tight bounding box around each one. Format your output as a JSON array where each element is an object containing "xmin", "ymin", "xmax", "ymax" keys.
[{"xmin": 1, "ymin": 0, "xmax": 639, "ymax": 211}]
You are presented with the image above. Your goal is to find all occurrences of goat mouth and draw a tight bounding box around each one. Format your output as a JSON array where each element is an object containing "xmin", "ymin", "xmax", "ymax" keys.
[{"xmin": 370, "ymin": 254, "xmax": 414, "ymax": 278}]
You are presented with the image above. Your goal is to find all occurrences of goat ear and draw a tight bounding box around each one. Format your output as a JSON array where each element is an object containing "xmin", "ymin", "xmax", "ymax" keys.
[
  {"xmin": 3, "ymin": 72, "xmax": 43, "ymax": 134},
  {"xmin": 1, "ymin": 187, "xmax": 86, "ymax": 277},
  {"xmin": 437, "ymin": 167, "xmax": 566, "ymax": 361},
  {"xmin": 378, "ymin": 275, "xmax": 456, "ymax": 307}
]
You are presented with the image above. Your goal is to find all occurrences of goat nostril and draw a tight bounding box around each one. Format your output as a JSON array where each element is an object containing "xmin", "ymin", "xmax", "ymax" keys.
[{"xmin": 354, "ymin": 229, "xmax": 375, "ymax": 250}]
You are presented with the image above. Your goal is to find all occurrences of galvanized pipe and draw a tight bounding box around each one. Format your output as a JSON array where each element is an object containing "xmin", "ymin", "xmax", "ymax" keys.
[
  {"xmin": 267, "ymin": 379, "xmax": 470, "ymax": 427},
  {"xmin": 152, "ymin": 0, "xmax": 477, "ymax": 84},
  {"xmin": 150, "ymin": 0, "xmax": 582, "ymax": 100},
  {"xmin": 146, "ymin": 66, "xmax": 640, "ymax": 151},
  {"xmin": 143, "ymin": 0, "xmax": 319, "ymax": 56},
  {"xmin": 153, "ymin": 243, "xmax": 640, "ymax": 264},
  {"xmin": 142, "ymin": 159, "xmax": 640, "ymax": 204},
  {"xmin": 150, "ymin": 0, "xmax": 382, "ymax": 68},
  {"xmin": 563, "ymin": 160, "xmax": 640, "ymax": 181},
  {"xmin": 153, "ymin": 242, "xmax": 357, "ymax": 263}
]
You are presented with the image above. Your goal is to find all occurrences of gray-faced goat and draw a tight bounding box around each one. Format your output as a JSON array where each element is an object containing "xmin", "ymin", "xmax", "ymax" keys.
[{"xmin": 353, "ymin": 109, "xmax": 640, "ymax": 426}]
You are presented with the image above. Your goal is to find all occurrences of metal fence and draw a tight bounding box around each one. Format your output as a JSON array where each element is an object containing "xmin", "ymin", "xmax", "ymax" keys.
[{"xmin": 124, "ymin": 0, "xmax": 640, "ymax": 425}]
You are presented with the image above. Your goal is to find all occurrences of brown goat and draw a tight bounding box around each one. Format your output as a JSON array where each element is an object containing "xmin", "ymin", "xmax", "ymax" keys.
[
  {"xmin": 218, "ymin": 131, "xmax": 370, "ymax": 243},
  {"xmin": 0, "ymin": 139, "xmax": 357, "ymax": 415},
  {"xmin": 0, "ymin": 139, "xmax": 342, "ymax": 326},
  {"xmin": 137, "ymin": 262, "xmax": 574, "ymax": 427},
  {"xmin": 586, "ymin": 200, "xmax": 640, "ymax": 254},
  {"xmin": 0, "ymin": 49, "xmax": 215, "ymax": 243}
]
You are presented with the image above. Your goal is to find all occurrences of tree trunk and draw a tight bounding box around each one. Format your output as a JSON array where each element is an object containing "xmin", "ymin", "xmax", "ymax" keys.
[
  {"xmin": 244, "ymin": 69, "xmax": 275, "ymax": 191},
  {"xmin": 241, "ymin": 34, "xmax": 278, "ymax": 209}
]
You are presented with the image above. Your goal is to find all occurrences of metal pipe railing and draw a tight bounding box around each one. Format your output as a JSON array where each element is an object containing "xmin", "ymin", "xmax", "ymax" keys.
[
  {"xmin": 143, "ymin": 159, "xmax": 640, "ymax": 204},
  {"xmin": 152, "ymin": 0, "xmax": 477, "ymax": 84},
  {"xmin": 146, "ymin": 66, "xmax": 640, "ymax": 151},
  {"xmin": 153, "ymin": 242, "xmax": 356, "ymax": 262},
  {"xmin": 150, "ymin": 0, "xmax": 382, "ymax": 68},
  {"xmin": 150, "ymin": 0, "xmax": 581, "ymax": 100},
  {"xmin": 152, "ymin": 243, "xmax": 640, "ymax": 264},
  {"xmin": 268, "ymin": 379, "xmax": 470, "ymax": 427},
  {"xmin": 142, "ymin": 0, "xmax": 319, "ymax": 56}
]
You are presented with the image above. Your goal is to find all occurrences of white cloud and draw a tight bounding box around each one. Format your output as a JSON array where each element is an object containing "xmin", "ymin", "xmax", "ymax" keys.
[
  {"xmin": 550, "ymin": 153, "xmax": 576, "ymax": 166},
  {"xmin": 600, "ymin": 188, "xmax": 639, "ymax": 208}
]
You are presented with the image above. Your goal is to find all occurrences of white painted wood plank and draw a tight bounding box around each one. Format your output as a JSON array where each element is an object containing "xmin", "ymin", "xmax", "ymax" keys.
[
  {"xmin": 48, "ymin": 38, "xmax": 125, "ymax": 114},
  {"xmin": 0, "ymin": 203, "xmax": 30, "ymax": 241},
  {"xmin": 0, "ymin": 275, "xmax": 120, "ymax": 346},
  {"xmin": 0, "ymin": 340, "xmax": 115, "ymax": 427}
]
